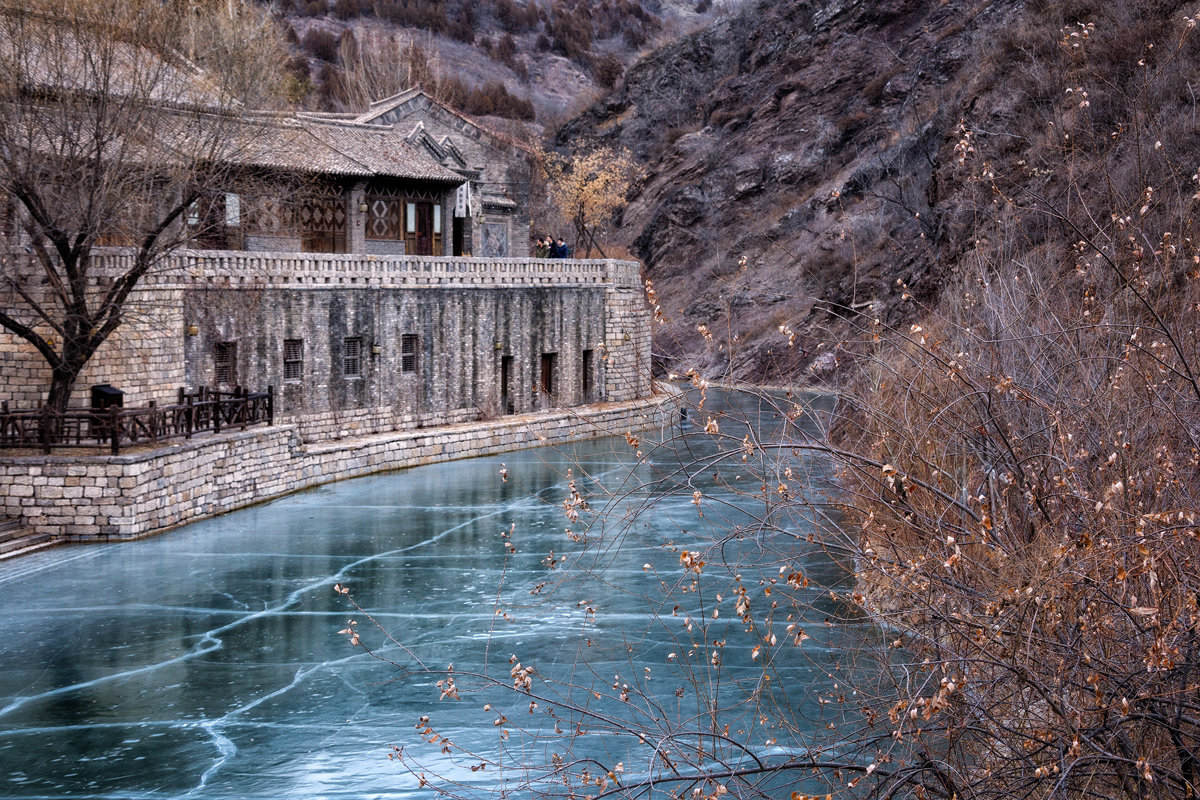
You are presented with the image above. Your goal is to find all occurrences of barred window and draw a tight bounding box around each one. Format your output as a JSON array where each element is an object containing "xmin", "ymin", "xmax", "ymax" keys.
[
  {"xmin": 283, "ymin": 339, "xmax": 303, "ymax": 383},
  {"xmin": 214, "ymin": 341, "xmax": 237, "ymax": 387},
  {"xmin": 343, "ymin": 337, "xmax": 362, "ymax": 378},
  {"xmin": 401, "ymin": 334, "xmax": 418, "ymax": 373}
]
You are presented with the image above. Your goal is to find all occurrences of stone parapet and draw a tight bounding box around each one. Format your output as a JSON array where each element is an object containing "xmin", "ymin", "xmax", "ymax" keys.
[
  {"xmin": 0, "ymin": 387, "xmax": 680, "ymax": 542},
  {"xmin": 88, "ymin": 250, "xmax": 643, "ymax": 290}
]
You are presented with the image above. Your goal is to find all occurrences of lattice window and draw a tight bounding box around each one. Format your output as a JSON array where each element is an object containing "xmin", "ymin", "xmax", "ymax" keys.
[
  {"xmin": 247, "ymin": 195, "xmax": 288, "ymax": 235},
  {"xmin": 401, "ymin": 334, "xmax": 418, "ymax": 373},
  {"xmin": 367, "ymin": 196, "xmax": 402, "ymax": 240},
  {"xmin": 343, "ymin": 337, "xmax": 361, "ymax": 378},
  {"xmin": 283, "ymin": 339, "xmax": 303, "ymax": 383},
  {"xmin": 214, "ymin": 341, "xmax": 237, "ymax": 387},
  {"xmin": 298, "ymin": 195, "xmax": 347, "ymax": 253}
]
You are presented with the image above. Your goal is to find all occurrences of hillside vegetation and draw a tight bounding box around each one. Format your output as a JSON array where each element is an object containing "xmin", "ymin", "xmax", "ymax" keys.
[
  {"xmin": 272, "ymin": 0, "xmax": 722, "ymax": 123},
  {"xmin": 549, "ymin": 3, "xmax": 1200, "ymax": 797},
  {"xmin": 560, "ymin": 0, "xmax": 1200, "ymax": 384}
]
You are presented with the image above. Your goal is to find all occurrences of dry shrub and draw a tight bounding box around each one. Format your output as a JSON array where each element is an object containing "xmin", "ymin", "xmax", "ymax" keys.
[
  {"xmin": 814, "ymin": 10, "xmax": 1200, "ymax": 797},
  {"xmin": 833, "ymin": 230, "xmax": 1200, "ymax": 796}
]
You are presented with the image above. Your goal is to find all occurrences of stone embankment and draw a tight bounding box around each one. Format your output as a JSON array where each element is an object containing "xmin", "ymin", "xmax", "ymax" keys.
[{"xmin": 0, "ymin": 390, "xmax": 679, "ymax": 548}]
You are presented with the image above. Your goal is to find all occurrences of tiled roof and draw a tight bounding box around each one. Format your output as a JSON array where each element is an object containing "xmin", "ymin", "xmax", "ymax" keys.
[
  {"xmin": 481, "ymin": 193, "xmax": 518, "ymax": 210},
  {"xmin": 353, "ymin": 88, "xmax": 527, "ymax": 155},
  {"xmin": 355, "ymin": 88, "xmax": 425, "ymax": 122},
  {"xmin": 226, "ymin": 114, "xmax": 465, "ymax": 183}
]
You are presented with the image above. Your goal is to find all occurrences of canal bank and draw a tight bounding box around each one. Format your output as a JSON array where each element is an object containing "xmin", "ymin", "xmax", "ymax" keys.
[
  {"xmin": 0, "ymin": 387, "xmax": 680, "ymax": 544},
  {"xmin": 0, "ymin": 386, "xmax": 853, "ymax": 800}
]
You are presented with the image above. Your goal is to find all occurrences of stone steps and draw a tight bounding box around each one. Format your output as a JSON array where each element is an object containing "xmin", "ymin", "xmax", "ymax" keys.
[{"xmin": 0, "ymin": 517, "xmax": 59, "ymax": 560}]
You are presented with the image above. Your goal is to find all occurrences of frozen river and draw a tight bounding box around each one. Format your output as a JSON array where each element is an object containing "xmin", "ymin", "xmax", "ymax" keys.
[{"xmin": 0, "ymin": 390, "xmax": 870, "ymax": 799}]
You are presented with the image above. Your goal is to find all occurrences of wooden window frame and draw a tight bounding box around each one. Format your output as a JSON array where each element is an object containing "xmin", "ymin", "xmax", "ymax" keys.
[
  {"xmin": 214, "ymin": 341, "xmax": 237, "ymax": 387},
  {"xmin": 343, "ymin": 337, "xmax": 362, "ymax": 379},
  {"xmin": 401, "ymin": 334, "xmax": 418, "ymax": 373},
  {"xmin": 283, "ymin": 339, "xmax": 303, "ymax": 383}
]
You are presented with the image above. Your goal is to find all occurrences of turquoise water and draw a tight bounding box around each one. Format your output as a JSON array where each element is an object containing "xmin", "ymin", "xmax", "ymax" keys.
[{"xmin": 0, "ymin": 390, "xmax": 876, "ymax": 799}]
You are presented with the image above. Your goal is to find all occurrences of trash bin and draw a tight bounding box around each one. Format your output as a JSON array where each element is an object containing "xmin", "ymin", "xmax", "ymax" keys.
[
  {"xmin": 90, "ymin": 384, "xmax": 123, "ymax": 440},
  {"xmin": 90, "ymin": 384, "xmax": 124, "ymax": 411}
]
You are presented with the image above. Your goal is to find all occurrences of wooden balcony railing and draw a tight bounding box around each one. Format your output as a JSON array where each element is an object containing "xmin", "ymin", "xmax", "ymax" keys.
[{"xmin": 0, "ymin": 386, "xmax": 273, "ymax": 455}]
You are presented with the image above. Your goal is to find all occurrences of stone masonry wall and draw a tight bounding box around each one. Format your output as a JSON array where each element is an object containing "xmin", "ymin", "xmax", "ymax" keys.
[
  {"xmin": 0, "ymin": 286, "xmax": 186, "ymax": 407},
  {"xmin": 1, "ymin": 253, "xmax": 651, "ymax": 448},
  {"xmin": 604, "ymin": 287, "xmax": 653, "ymax": 402},
  {"xmin": 0, "ymin": 389, "xmax": 678, "ymax": 541},
  {"xmin": 184, "ymin": 285, "xmax": 609, "ymax": 441}
]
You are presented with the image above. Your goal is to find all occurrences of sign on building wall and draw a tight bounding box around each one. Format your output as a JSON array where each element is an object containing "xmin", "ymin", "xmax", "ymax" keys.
[
  {"xmin": 454, "ymin": 183, "xmax": 472, "ymax": 218},
  {"xmin": 481, "ymin": 222, "xmax": 508, "ymax": 258}
]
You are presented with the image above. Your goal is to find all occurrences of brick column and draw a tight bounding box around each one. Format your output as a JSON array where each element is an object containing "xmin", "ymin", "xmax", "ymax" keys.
[
  {"xmin": 348, "ymin": 181, "xmax": 368, "ymax": 254},
  {"xmin": 603, "ymin": 287, "xmax": 652, "ymax": 402}
]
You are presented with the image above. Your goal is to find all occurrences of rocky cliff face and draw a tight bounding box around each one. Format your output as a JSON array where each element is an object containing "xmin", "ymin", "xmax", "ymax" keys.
[{"xmin": 561, "ymin": 0, "xmax": 1200, "ymax": 382}]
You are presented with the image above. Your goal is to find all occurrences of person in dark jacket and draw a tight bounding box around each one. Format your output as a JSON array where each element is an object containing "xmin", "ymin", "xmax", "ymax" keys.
[{"xmin": 553, "ymin": 237, "xmax": 571, "ymax": 259}]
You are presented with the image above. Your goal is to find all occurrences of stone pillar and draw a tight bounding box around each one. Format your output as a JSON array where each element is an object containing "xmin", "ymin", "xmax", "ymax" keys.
[
  {"xmin": 603, "ymin": 286, "xmax": 652, "ymax": 402},
  {"xmin": 348, "ymin": 181, "xmax": 368, "ymax": 254}
]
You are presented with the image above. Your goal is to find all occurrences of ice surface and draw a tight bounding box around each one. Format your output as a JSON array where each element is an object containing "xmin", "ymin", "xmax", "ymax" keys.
[{"xmin": 0, "ymin": 392, "xmax": 860, "ymax": 799}]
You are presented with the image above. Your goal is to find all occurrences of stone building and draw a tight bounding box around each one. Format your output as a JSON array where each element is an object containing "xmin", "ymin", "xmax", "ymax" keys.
[
  {"xmin": 189, "ymin": 92, "xmax": 531, "ymax": 260},
  {"xmin": 291, "ymin": 88, "xmax": 531, "ymax": 259},
  {"xmin": 176, "ymin": 253, "xmax": 650, "ymax": 441},
  {"xmin": 0, "ymin": 94, "xmax": 652, "ymax": 442}
]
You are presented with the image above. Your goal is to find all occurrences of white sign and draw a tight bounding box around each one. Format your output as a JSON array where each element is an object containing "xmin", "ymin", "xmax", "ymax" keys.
[{"xmin": 454, "ymin": 183, "xmax": 472, "ymax": 218}]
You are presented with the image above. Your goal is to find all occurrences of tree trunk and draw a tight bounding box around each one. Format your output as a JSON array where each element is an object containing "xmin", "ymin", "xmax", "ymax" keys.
[{"xmin": 40, "ymin": 368, "xmax": 79, "ymax": 448}]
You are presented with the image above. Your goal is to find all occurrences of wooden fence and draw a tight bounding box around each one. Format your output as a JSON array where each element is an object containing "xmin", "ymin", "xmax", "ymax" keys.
[{"xmin": 0, "ymin": 387, "xmax": 273, "ymax": 455}]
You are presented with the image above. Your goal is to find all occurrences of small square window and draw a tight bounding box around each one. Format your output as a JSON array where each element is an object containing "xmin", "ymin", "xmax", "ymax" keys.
[
  {"xmin": 283, "ymin": 339, "xmax": 303, "ymax": 383},
  {"xmin": 343, "ymin": 337, "xmax": 362, "ymax": 378},
  {"xmin": 401, "ymin": 334, "xmax": 418, "ymax": 373}
]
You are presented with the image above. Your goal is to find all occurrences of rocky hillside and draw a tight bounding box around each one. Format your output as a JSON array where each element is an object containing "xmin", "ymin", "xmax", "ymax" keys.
[
  {"xmin": 559, "ymin": 0, "xmax": 1200, "ymax": 382},
  {"xmin": 275, "ymin": 0, "xmax": 741, "ymax": 123}
]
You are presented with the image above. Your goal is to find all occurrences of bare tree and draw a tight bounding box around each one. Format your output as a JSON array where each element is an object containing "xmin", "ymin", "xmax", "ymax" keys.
[{"xmin": 0, "ymin": 0, "xmax": 291, "ymax": 418}]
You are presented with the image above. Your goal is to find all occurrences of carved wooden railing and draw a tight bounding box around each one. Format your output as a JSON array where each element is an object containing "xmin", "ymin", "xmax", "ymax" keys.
[{"xmin": 0, "ymin": 386, "xmax": 273, "ymax": 455}]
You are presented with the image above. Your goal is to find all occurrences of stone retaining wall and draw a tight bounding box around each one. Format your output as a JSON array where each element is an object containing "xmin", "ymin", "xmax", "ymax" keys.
[{"xmin": 0, "ymin": 389, "xmax": 679, "ymax": 542}]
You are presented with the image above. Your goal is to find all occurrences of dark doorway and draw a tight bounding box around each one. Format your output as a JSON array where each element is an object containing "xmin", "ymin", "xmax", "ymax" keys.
[
  {"xmin": 500, "ymin": 355, "xmax": 514, "ymax": 415},
  {"xmin": 405, "ymin": 202, "xmax": 441, "ymax": 256},
  {"xmin": 452, "ymin": 217, "xmax": 465, "ymax": 256},
  {"xmin": 540, "ymin": 352, "xmax": 557, "ymax": 400},
  {"xmin": 582, "ymin": 349, "xmax": 594, "ymax": 402}
]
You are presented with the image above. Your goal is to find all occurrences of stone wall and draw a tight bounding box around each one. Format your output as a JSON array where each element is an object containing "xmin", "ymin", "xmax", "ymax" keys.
[
  {"xmin": 0, "ymin": 389, "xmax": 679, "ymax": 541},
  {"xmin": 0, "ymin": 253, "xmax": 649, "ymax": 414},
  {"xmin": 185, "ymin": 284, "xmax": 609, "ymax": 440},
  {"xmin": 603, "ymin": 286, "xmax": 654, "ymax": 402},
  {"xmin": 0, "ymin": 286, "xmax": 186, "ymax": 408}
]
